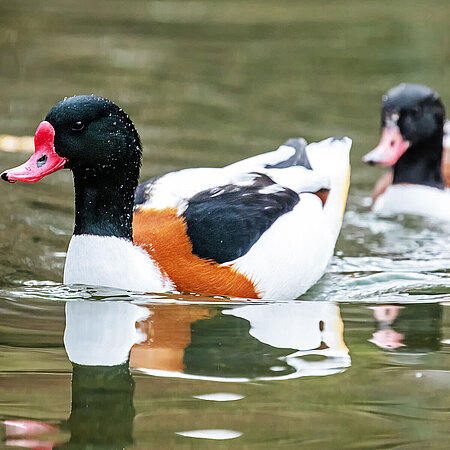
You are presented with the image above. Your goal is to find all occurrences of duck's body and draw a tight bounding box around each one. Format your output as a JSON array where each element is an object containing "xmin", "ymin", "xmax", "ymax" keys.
[
  {"xmin": 364, "ymin": 84, "xmax": 448, "ymax": 220},
  {"xmin": 2, "ymin": 96, "xmax": 351, "ymax": 300},
  {"xmin": 64, "ymin": 137, "xmax": 351, "ymax": 299}
]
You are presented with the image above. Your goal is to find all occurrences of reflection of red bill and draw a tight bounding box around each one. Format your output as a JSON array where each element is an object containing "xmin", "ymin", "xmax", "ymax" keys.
[
  {"xmin": 4, "ymin": 419, "xmax": 59, "ymax": 436},
  {"xmin": 370, "ymin": 305, "xmax": 404, "ymax": 324},
  {"xmin": 3, "ymin": 419, "xmax": 61, "ymax": 449},
  {"xmin": 369, "ymin": 329, "xmax": 406, "ymax": 350},
  {"xmin": 1, "ymin": 121, "xmax": 67, "ymax": 183},
  {"xmin": 363, "ymin": 126, "xmax": 410, "ymax": 166}
]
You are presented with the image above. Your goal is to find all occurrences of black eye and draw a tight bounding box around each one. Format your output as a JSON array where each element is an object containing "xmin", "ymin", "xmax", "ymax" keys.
[{"xmin": 72, "ymin": 121, "xmax": 85, "ymax": 131}]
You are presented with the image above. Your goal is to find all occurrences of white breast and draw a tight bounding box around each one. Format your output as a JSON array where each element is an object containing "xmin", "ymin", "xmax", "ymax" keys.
[
  {"xmin": 373, "ymin": 184, "xmax": 450, "ymax": 221},
  {"xmin": 64, "ymin": 235, "xmax": 174, "ymax": 292}
]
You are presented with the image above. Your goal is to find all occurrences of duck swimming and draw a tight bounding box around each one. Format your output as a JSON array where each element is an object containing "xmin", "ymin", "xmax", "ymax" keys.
[
  {"xmin": 363, "ymin": 83, "xmax": 450, "ymax": 220},
  {"xmin": 1, "ymin": 95, "xmax": 351, "ymax": 299}
]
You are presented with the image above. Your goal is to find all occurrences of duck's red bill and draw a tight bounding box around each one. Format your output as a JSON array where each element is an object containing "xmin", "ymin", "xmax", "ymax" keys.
[
  {"xmin": 1, "ymin": 121, "xmax": 67, "ymax": 183},
  {"xmin": 362, "ymin": 126, "xmax": 410, "ymax": 166}
]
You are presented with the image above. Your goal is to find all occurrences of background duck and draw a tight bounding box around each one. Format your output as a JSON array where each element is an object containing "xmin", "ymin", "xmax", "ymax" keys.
[
  {"xmin": 1, "ymin": 95, "xmax": 351, "ymax": 300},
  {"xmin": 363, "ymin": 83, "xmax": 450, "ymax": 220}
]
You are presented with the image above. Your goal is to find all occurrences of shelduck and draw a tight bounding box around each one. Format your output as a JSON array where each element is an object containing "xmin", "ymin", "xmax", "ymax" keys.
[
  {"xmin": 1, "ymin": 95, "xmax": 351, "ymax": 299},
  {"xmin": 363, "ymin": 83, "xmax": 450, "ymax": 220}
]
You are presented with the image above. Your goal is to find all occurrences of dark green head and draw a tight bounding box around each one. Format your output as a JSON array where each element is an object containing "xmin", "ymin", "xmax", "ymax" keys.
[{"xmin": 46, "ymin": 95, "xmax": 142, "ymax": 174}]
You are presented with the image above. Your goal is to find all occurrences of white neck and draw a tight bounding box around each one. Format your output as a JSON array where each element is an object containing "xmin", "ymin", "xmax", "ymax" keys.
[{"xmin": 64, "ymin": 235, "xmax": 174, "ymax": 292}]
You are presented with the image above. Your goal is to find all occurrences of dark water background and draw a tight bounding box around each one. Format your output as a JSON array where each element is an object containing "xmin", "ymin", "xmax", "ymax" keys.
[{"xmin": 0, "ymin": 1, "xmax": 449, "ymax": 448}]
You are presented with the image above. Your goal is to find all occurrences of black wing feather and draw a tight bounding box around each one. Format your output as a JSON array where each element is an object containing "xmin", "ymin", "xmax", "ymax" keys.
[{"xmin": 182, "ymin": 173, "xmax": 299, "ymax": 264}]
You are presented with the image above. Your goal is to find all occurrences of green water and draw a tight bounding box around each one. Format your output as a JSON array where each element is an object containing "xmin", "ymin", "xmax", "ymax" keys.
[{"xmin": 0, "ymin": 0, "xmax": 449, "ymax": 448}]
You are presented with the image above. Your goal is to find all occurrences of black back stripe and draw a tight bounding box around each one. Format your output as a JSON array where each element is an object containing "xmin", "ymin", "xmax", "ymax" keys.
[{"xmin": 182, "ymin": 173, "xmax": 299, "ymax": 264}]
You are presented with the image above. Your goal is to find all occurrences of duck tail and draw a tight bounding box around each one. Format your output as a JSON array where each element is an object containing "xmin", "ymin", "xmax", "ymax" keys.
[{"xmin": 306, "ymin": 137, "xmax": 352, "ymax": 235}]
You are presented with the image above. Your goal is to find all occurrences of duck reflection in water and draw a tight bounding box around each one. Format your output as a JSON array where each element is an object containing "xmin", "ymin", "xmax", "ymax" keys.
[
  {"xmin": 131, "ymin": 301, "xmax": 351, "ymax": 381},
  {"xmin": 2, "ymin": 300, "xmax": 351, "ymax": 448},
  {"xmin": 369, "ymin": 303, "xmax": 442, "ymax": 364}
]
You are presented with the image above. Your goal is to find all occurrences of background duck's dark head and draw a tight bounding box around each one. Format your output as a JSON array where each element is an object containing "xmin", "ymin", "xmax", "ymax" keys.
[
  {"xmin": 363, "ymin": 84, "xmax": 446, "ymax": 188},
  {"xmin": 382, "ymin": 83, "xmax": 445, "ymax": 146}
]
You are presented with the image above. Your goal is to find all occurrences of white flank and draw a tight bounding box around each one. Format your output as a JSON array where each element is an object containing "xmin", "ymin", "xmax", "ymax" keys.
[
  {"xmin": 373, "ymin": 184, "xmax": 450, "ymax": 221},
  {"xmin": 64, "ymin": 235, "xmax": 174, "ymax": 292},
  {"xmin": 229, "ymin": 137, "xmax": 352, "ymax": 300},
  {"xmin": 229, "ymin": 194, "xmax": 334, "ymax": 299}
]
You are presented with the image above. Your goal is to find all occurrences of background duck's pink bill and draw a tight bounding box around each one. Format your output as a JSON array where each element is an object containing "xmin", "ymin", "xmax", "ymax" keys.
[
  {"xmin": 1, "ymin": 121, "xmax": 67, "ymax": 183},
  {"xmin": 362, "ymin": 126, "xmax": 410, "ymax": 166}
]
